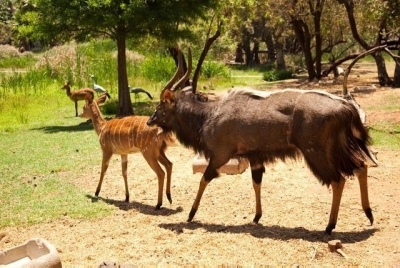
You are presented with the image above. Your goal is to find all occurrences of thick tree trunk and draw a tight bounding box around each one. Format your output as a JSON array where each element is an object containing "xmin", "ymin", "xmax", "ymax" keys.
[
  {"xmin": 263, "ymin": 27, "xmax": 275, "ymax": 63},
  {"xmin": 253, "ymin": 41, "xmax": 260, "ymax": 65},
  {"xmin": 234, "ymin": 43, "xmax": 244, "ymax": 63},
  {"xmin": 312, "ymin": 0, "xmax": 324, "ymax": 80},
  {"xmin": 291, "ymin": 19, "xmax": 316, "ymax": 80},
  {"xmin": 373, "ymin": 52, "xmax": 392, "ymax": 86},
  {"xmin": 242, "ymin": 37, "xmax": 252, "ymax": 66},
  {"xmin": 116, "ymin": 29, "xmax": 134, "ymax": 117}
]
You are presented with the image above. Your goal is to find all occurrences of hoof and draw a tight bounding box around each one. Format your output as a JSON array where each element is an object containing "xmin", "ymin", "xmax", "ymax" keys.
[
  {"xmin": 325, "ymin": 224, "xmax": 335, "ymax": 235},
  {"xmin": 167, "ymin": 194, "xmax": 172, "ymax": 204},
  {"xmin": 187, "ymin": 208, "xmax": 197, "ymax": 222},
  {"xmin": 252, "ymin": 213, "xmax": 262, "ymax": 224},
  {"xmin": 155, "ymin": 204, "xmax": 162, "ymax": 210},
  {"xmin": 365, "ymin": 208, "xmax": 374, "ymax": 225}
]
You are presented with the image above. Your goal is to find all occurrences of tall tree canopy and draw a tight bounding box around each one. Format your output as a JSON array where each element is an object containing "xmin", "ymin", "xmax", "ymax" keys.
[{"xmin": 19, "ymin": 0, "xmax": 218, "ymax": 116}]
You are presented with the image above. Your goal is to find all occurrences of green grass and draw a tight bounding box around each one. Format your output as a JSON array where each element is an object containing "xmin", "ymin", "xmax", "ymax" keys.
[
  {"xmin": 369, "ymin": 122, "xmax": 400, "ymax": 150},
  {"xmin": 0, "ymin": 85, "xmax": 116, "ymax": 228},
  {"xmin": 357, "ymin": 92, "xmax": 400, "ymax": 150},
  {"xmin": 0, "ymin": 54, "xmax": 37, "ymax": 69}
]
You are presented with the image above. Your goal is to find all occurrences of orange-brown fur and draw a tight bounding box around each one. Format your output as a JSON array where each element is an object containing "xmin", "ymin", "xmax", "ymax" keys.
[
  {"xmin": 62, "ymin": 81, "xmax": 95, "ymax": 117},
  {"xmin": 95, "ymin": 93, "xmax": 110, "ymax": 106},
  {"xmin": 80, "ymin": 95, "xmax": 174, "ymax": 209}
]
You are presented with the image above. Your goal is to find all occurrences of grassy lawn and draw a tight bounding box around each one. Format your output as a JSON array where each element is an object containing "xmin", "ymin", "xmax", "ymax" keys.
[{"xmin": 0, "ymin": 89, "xmax": 115, "ymax": 228}]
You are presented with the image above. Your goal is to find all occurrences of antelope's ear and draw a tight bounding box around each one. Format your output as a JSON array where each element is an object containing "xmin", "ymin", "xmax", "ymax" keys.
[{"xmin": 163, "ymin": 90, "xmax": 175, "ymax": 103}]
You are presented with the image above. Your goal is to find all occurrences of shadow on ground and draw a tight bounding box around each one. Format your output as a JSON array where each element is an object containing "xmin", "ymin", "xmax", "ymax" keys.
[
  {"xmin": 158, "ymin": 221, "xmax": 378, "ymax": 243},
  {"xmin": 85, "ymin": 194, "xmax": 183, "ymax": 217},
  {"xmin": 30, "ymin": 121, "xmax": 93, "ymax": 133}
]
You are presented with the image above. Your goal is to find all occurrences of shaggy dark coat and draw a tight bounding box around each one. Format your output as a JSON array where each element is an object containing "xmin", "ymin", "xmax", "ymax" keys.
[{"xmin": 148, "ymin": 87, "xmax": 377, "ymax": 234}]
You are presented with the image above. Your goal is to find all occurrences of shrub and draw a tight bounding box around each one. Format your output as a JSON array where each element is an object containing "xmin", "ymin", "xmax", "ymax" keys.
[
  {"xmin": 35, "ymin": 44, "xmax": 87, "ymax": 81},
  {"xmin": 0, "ymin": 45, "xmax": 20, "ymax": 58},
  {"xmin": 100, "ymin": 100, "xmax": 118, "ymax": 115},
  {"xmin": 201, "ymin": 61, "xmax": 229, "ymax": 79},
  {"xmin": 140, "ymin": 54, "xmax": 175, "ymax": 82},
  {"xmin": 263, "ymin": 69, "xmax": 293, "ymax": 82}
]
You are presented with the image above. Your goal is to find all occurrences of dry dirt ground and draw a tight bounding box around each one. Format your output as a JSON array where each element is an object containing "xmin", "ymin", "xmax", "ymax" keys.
[{"xmin": 1, "ymin": 63, "xmax": 400, "ymax": 266}]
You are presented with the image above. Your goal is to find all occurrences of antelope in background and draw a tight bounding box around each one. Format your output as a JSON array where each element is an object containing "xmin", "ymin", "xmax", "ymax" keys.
[
  {"xmin": 147, "ymin": 47, "xmax": 378, "ymax": 234},
  {"xmin": 62, "ymin": 81, "xmax": 95, "ymax": 117},
  {"xmin": 80, "ymin": 94, "xmax": 174, "ymax": 209}
]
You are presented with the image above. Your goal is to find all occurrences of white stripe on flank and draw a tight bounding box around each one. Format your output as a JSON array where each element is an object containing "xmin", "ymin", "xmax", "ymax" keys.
[
  {"xmin": 226, "ymin": 87, "xmax": 344, "ymax": 101},
  {"xmin": 129, "ymin": 118, "xmax": 134, "ymax": 149},
  {"xmin": 138, "ymin": 117, "xmax": 146, "ymax": 149}
]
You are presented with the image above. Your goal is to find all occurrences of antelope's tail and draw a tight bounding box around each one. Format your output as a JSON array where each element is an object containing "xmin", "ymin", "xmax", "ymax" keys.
[{"xmin": 350, "ymin": 105, "xmax": 378, "ymax": 167}]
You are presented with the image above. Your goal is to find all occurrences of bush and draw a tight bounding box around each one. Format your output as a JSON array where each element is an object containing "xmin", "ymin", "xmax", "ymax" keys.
[
  {"xmin": 263, "ymin": 69, "xmax": 293, "ymax": 82},
  {"xmin": 140, "ymin": 54, "xmax": 175, "ymax": 82},
  {"xmin": 100, "ymin": 100, "xmax": 118, "ymax": 115},
  {"xmin": 35, "ymin": 44, "xmax": 86, "ymax": 81},
  {"xmin": 0, "ymin": 45, "xmax": 20, "ymax": 58},
  {"xmin": 201, "ymin": 61, "xmax": 229, "ymax": 79}
]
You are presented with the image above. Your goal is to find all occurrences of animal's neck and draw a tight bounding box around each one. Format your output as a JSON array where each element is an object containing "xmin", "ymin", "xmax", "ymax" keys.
[
  {"xmin": 174, "ymin": 98, "xmax": 210, "ymax": 154},
  {"xmin": 89, "ymin": 102, "xmax": 105, "ymax": 136},
  {"xmin": 65, "ymin": 86, "xmax": 72, "ymax": 97}
]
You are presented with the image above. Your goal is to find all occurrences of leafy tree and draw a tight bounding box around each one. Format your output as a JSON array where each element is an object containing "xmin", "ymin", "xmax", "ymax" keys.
[
  {"xmin": 336, "ymin": 0, "xmax": 400, "ymax": 86},
  {"xmin": 0, "ymin": 0, "xmax": 14, "ymax": 44},
  {"xmin": 17, "ymin": 0, "xmax": 218, "ymax": 116}
]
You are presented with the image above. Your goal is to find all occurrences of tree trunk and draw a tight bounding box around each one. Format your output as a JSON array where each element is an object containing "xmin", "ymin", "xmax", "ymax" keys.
[
  {"xmin": 116, "ymin": 28, "xmax": 134, "ymax": 117},
  {"xmin": 242, "ymin": 37, "xmax": 252, "ymax": 66},
  {"xmin": 263, "ymin": 28, "xmax": 275, "ymax": 63},
  {"xmin": 275, "ymin": 41, "xmax": 286, "ymax": 70},
  {"xmin": 337, "ymin": 0, "xmax": 392, "ymax": 86},
  {"xmin": 312, "ymin": 0, "xmax": 324, "ymax": 80},
  {"xmin": 291, "ymin": 19, "xmax": 316, "ymax": 80},
  {"xmin": 253, "ymin": 41, "xmax": 260, "ymax": 65},
  {"xmin": 393, "ymin": 49, "xmax": 400, "ymax": 88},
  {"xmin": 373, "ymin": 52, "xmax": 392, "ymax": 86},
  {"xmin": 234, "ymin": 43, "xmax": 244, "ymax": 63}
]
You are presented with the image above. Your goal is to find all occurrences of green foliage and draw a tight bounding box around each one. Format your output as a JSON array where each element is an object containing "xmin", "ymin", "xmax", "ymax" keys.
[
  {"xmin": 100, "ymin": 100, "xmax": 118, "ymax": 115},
  {"xmin": 140, "ymin": 54, "xmax": 176, "ymax": 82},
  {"xmin": 263, "ymin": 69, "xmax": 293, "ymax": 82},
  {"xmin": 0, "ymin": 44, "xmax": 37, "ymax": 68},
  {"xmin": 201, "ymin": 61, "xmax": 230, "ymax": 79},
  {"xmin": 0, "ymin": 53, "xmax": 36, "ymax": 68},
  {"xmin": 14, "ymin": 0, "xmax": 219, "ymax": 45}
]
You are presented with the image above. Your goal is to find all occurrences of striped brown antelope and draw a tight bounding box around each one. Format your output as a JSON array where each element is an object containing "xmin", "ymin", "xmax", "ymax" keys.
[{"xmin": 80, "ymin": 94, "xmax": 175, "ymax": 209}]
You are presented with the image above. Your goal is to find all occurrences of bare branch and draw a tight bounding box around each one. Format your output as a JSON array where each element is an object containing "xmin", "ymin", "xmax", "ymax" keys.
[
  {"xmin": 192, "ymin": 21, "xmax": 222, "ymax": 93},
  {"xmin": 343, "ymin": 45, "xmax": 387, "ymax": 95}
]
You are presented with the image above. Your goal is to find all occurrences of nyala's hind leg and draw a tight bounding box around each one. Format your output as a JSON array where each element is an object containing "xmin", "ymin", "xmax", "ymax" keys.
[
  {"xmin": 354, "ymin": 163, "xmax": 374, "ymax": 225},
  {"xmin": 249, "ymin": 160, "xmax": 265, "ymax": 224},
  {"xmin": 326, "ymin": 176, "xmax": 346, "ymax": 235}
]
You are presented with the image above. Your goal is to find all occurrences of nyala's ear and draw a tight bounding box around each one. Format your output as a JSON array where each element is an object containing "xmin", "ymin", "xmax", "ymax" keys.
[{"xmin": 163, "ymin": 90, "xmax": 175, "ymax": 103}]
